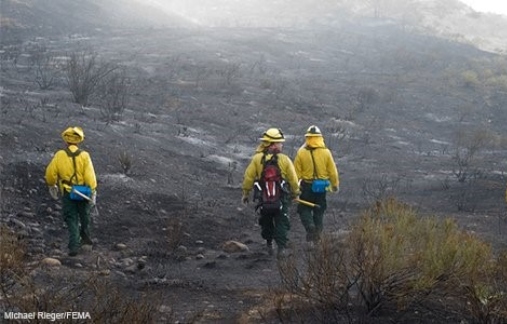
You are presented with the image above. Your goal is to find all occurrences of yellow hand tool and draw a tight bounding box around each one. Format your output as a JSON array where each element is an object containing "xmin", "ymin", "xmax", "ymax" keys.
[{"xmin": 294, "ymin": 198, "xmax": 320, "ymax": 209}]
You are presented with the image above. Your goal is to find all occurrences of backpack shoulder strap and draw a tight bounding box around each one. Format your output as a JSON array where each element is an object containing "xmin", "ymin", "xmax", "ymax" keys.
[
  {"xmin": 64, "ymin": 147, "xmax": 82, "ymax": 158},
  {"xmin": 305, "ymin": 146, "xmax": 318, "ymax": 179},
  {"xmin": 63, "ymin": 148, "xmax": 82, "ymax": 185},
  {"xmin": 260, "ymin": 151, "xmax": 267, "ymax": 165}
]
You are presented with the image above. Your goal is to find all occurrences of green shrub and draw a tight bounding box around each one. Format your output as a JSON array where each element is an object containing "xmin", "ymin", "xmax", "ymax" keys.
[
  {"xmin": 278, "ymin": 198, "xmax": 507, "ymax": 323},
  {"xmin": 461, "ymin": 70, "xmax": 480, "ymax": 88},
  {"xmin": 485, "ymin": 74, "xmax": 507, "ymax": 92},
  {"xmin": 349, "ymin": 199, "xmax": 492, "ymax": 314}
]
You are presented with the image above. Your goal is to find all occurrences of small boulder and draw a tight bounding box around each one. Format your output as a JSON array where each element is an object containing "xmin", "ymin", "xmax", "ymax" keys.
[
  {"xmin": 221, "ymin": 240, "xmax": 249, "ymax": 253},
  {"xmin": 115, "ymin": 243, "xmax": 127, "ymax": 251},
  {"xmin": 41, "ymin": 257, "xmax": 61, "ymax": 267},
  {"xmin": 81, "ymin": 245, "xmax": 93, "ymax": 253}
]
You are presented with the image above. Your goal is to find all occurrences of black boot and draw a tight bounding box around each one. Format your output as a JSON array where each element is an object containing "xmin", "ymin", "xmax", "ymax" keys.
[
  {"xmin": 266, "ymin": 239, "xmax": 274, "ymax": 256},
  {"xmin": 81, "ymin": 234, "xmax": 93, "ymax": 246}
]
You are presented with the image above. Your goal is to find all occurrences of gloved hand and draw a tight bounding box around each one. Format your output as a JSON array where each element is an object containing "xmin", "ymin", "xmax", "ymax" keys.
[
  {"xmin": 90, "ymin": 191, "xmax": 97, "ymax": 206},
  {"xmin": 48, "ymin": 186, "xmax": 59, "ymax": 200},
  {"xmin": 241, "ymin": 195, "xmax": 249, "ymax": 205},
  {"xmin": 332, "ymin": 186, "xmax": 339, "ymax": 193}
]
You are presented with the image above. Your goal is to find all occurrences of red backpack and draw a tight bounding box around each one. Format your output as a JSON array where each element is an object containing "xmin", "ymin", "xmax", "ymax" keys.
[{"xmin": 255, "ymin": 153, "xmax": 284, "ymax": 215}]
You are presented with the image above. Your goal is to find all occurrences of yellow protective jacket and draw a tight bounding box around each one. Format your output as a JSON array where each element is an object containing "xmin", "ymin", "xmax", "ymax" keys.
[
  {"xmin": 242, "ymin": 149, "xmax": 299, "ymax": 198},
  {"xmin": 45, "ymin": 145, "xmax": 97, "ymax": 193},
  {"xmin": 294, "ymin": 137, "xmax": 339, "ymax": 187}
]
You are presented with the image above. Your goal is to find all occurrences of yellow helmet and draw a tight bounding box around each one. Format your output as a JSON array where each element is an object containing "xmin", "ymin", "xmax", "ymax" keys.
[
  {"xmin": 259, "ymin": 128, "xmax": 285, "ymax": 142},
  {"xmin": 305, "ymin": 125, "xmax": 322, "ymax": 137},
  {"xmin": 61, "ymin": 126, "xmax": 85, "ymax": 144}
]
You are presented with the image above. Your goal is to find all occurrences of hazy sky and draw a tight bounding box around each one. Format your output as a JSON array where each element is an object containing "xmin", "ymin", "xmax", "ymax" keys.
[{"xmin": 460, "ymin": 0, "xmax": 507, "ymax": 16}]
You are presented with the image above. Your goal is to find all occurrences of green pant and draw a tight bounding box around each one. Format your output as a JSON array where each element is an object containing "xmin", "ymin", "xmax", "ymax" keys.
[
  {"xmin": 258, "ymin": 197, "xmax": 291, "ymax": 249},
  {"xmin": 62, "ymin": 193, "xmax": 92, "ymax": 253},
  {"xmin": 297, "ymin": 183, "xmax": 327, "ymax": 242}
]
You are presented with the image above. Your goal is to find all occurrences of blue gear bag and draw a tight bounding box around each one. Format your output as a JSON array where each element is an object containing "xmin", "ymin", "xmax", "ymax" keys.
[
  {"xmin": 69, "ymin": 185, "xmax": 92, "ymax": 201},
  {"xmin": 311, "ymin": 179, "xmax": 330, "ymax": 193}
]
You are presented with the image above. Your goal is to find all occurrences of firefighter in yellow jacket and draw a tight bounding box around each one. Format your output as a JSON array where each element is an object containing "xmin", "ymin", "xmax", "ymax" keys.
[
  {"xmin": 294, "ymin": 125, "xmax": 339, "ymax": 244},
  {"xmin": 242, "ymin": 128, "xmax": 299, "ymax": 257},
  {"xmin": 45, "ymin": 127, "xmax": 97, "ymax": 256}
]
